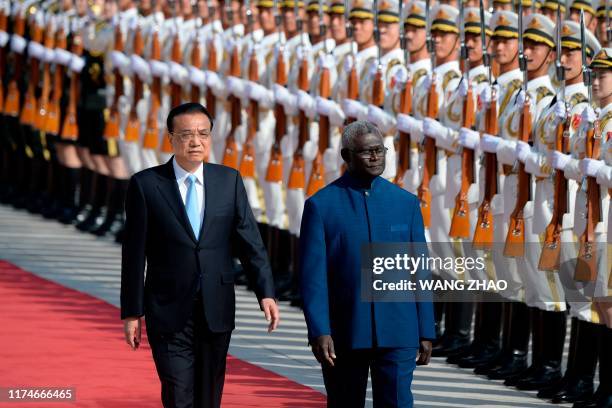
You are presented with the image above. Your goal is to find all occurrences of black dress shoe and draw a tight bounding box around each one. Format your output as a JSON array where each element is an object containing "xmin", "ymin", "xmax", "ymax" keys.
[
  {"xmin": 431, "ymin": 337, "xmax": 470, "ymax": 358},
  {"xmin": 538, "ymin": 376, "xmax": 570, "ymax": 399},
  {"xmin": 551, "ymin": 378, "xmax": 594, "ymax": 404},
  {"xmin": 76, "ymin": 208, "xmax": 105, "ymax": 232},
  {"xmin": 446, "ymin": 344, "xmax": 477, "ymax": 364},
  {"xmin": 458, "ymin": 347, "xmax": 500, "ymax": 369},
  {"xmin": 515, "ymin": 365, "xmax": 562, "ymax": 390},
  {"xmin": 474, "ymin": 352, "xmax": 508, "ymax": 375},
  {"xmin": 57, "ymin": 207, "xmax": 79, "ymax": 224},
  {"xmin": 487, "ymin": 353, "xmax": 527, "ymax": 380},
  {"xmin": 504, "ymin": 364, "xmax": 536, "ymax": 386}
]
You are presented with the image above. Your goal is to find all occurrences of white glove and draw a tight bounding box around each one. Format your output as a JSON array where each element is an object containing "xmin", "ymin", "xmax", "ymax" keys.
[
  {"xmin": 367, "ymin": 105, "xmax": 396, "ymax": 134},
  {"xmin": 423, "ymin": 117, "xmax": 448, "ymax": 140},
  {"xmin": 110, "ymin": 50, "xmax": 128, "ymax": 71},
  {"xmin": 169, "ymin": 61, "xmax": 189, "ymax": 86},
  {"xmin": 551, "ymin": 151, "xmax": 571, "ymax": 170},
  {"xmin": 343, "ymin": 54, "xmax": 354, "ymax": 73},
  {"xmin": 480, "ymin": 133, "xmax": 500, "ymax": 153},
  {"xmin": 459, "ymin": 127, "xmax": 480, "ymax": 150},
  {"xmin": 596, "ymin": 165, "xmax": 612, "ymax": 188},
  {"xmin": 69, "ymin": 55, "xmax": 85, "ymax": 73},
  {"xmin": 581, "ymin": 106, "xmax": 596, "ymax": 128},
  {"xmin": 580, "ymin": 158, "xmax": 605, "ymax": 177},
  {"xmin": 458, "ymin": 78, "xmax": 469, "ymax": 98},
  {"xmin": 393, "ymin": 66, "xmax": 409, "ymax": 85},
  {"xmin": 297, "ymin": 90, "xmax": 317, "ymax": 119},
  {"xmin": 189, "ymin": 66, "xmax": 206, "ymax": 88},
  {"xmin": 480, "ymin": 85, "xmax": 494, "ymax": 104},
  {"xmin": 496, "ymin": 139, "xmax": 518, "ymax": 164},
  {"xmin": 396, "ymin": 114, "xmax": 423, "ymax": 142},
  {"xmin": 54, "ymin": 48, "xmax": 72, "ymax": 66},
  {"xmin": 342, "ymin": 98, "xmax": 368, "ymax": 121},
  {"xmin": 0, "ymin": 31, "xmax": 9, "ymax": 47},
  {"xmin": 150, "ymin": 60, "xmax": 169, "ymax": 78},
  {"xmin": 42, "ymin": 47, "xmax": 55, "ymax": 63},
  {"xmin": 131, "ymin": 54, "xmax": 150, "ymax": 81},
  {"xmin": 516, "ymin": 140, "xmax": 531, "ymax": 163},
  {"xmin": 553, "ymin": 100, "xmax": 567, "ymax": 121},
  {"xmin": 273, "ymin": 84, "xmax": 298, "ymax": 115},
  {"xmin": 296, "ymin": 43, "xmax": 311, "ymax": 62},
  {"xmin": 226, "ymin": 77, "xmax": 246, "ymax": 99},
  {"xmin": 27, "ymin": 41, "xmax": 45, "ymax": 59},
  {"xmin": 247, "ymin": 82, "xmax": 275, "ymax": 109},
  {"xmin": 205, "ymin": 70, "xmax": 228, "ymax": 98},
  {"xmin": 317, "ymin": 53, "xmax": 335, "ymax": 70},
  {"xmin": 316, "ymin": 97, "xmax": 346, "ymax": 127},
  {"xmin": 10, "ymin": 34, "xmax": 26, "ymax": 54}
]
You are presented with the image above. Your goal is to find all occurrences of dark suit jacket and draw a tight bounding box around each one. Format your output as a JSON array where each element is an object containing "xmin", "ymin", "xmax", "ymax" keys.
[
  {"xmin": 120, "ymin": 159, "xmax": 275, "ymax": 333},
  {"xmin": 299, "ymin": 173, "xmax": 436, "ymax": 349}
]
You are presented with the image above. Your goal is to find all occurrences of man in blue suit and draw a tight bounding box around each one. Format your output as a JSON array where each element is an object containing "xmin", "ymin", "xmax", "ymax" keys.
[{"xmin": 299, "ymin": 121, "xmax": 435, "ymax": 407}]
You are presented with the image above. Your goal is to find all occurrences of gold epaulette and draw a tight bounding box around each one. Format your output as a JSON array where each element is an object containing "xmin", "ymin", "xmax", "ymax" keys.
[
  {"xmin": 471, "ymin": 73, "xmax": 488, "ymax": 85},
  {"xmin": 535, "ymin": 86, "xmax": 554, "ymax": 105},
  {"xmin": 385, "ymin": 58, "xmax": 402, "ymax": 77},
  {"xmin": 568, "ymin": 92, "xmax": 588, "ymax": 109},
  {"xmin": 500, "ymin": 78, "xmax": 523, "ymax": 114},
  {"xmin": 442, "ymin": 70, "xmax": 460, "ymax": 92},
  {"xmin": 412, "ymin": 68, "xmax": 427, "ymax": 86},
  {"xmin": 599, "ymin": 111, "xmax": 612, "ymax": 136}
]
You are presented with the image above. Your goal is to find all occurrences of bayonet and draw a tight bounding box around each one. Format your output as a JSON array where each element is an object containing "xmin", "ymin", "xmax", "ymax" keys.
[
  {"xmin": 606, "ymin": 0, "xmax": 611, "ymax": 47},
  {"xmin": 400, "ymin": 0, "xmax": 409, "ymax": 68},
  {"xmin": 555, "ymin": 4, "xmax": 565, "ymax": 107},
  {"xmin": 295, "ymin": 0, "xmax": 304, "ymax": 47},
  {"xmin": 425, "ymin": 0, "xmax": 435, "ymax": 69},
  {"xmin": 319, "ymin": 0, "xmax": 329, "ymax": 52},
  {"xmin": 518, "ymin": 0, "xmax": 527, "ymax": 96},
  {"xmin": 374, "ymin": 0, "xmax": 381, "ymax": 65},
  {"xmin": 580, "ymin": 10, "xmax": 591, "ymax": 104},
  {"xmin": 459, "ymin": 0, "xmax": 469, "ymax": 77},
  {"xmin": 479, "ymin": 0, "xmax": 491, "ymax": 83}
]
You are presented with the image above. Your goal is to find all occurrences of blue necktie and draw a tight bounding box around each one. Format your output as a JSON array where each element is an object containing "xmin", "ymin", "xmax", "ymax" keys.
[{"xmin": 185, "ymin": 174, "xmax": 200, "ymax": 238}]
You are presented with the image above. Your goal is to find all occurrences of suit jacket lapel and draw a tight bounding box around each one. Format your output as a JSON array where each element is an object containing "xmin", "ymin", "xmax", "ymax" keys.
[
  {"xmin": 156, "ymin": 159, "xmax": 198, "ymax": 243},
  {"xmin": 198, "ymin": 163, "xmax": 212, "ymax": 243}
]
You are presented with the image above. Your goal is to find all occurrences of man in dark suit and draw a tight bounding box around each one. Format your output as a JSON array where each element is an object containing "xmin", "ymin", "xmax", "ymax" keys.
[
  {"xmin": 299, "ymin": 121, "xmax": 435, "ymax": 407},
  {"xmin": 121, "ymin": 102, "xmax": 279, "ymax": 408}
]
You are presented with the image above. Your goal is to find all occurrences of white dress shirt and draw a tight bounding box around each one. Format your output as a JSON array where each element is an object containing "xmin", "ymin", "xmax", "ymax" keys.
[{"xmin": 173, "ymin": 158, "xmax": 205, "ymax": 230}]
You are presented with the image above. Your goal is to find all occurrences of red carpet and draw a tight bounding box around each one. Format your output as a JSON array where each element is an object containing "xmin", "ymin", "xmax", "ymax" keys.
[{"xmin": 0, "ymin": 261, "xmax": 325, "ymax": 407}]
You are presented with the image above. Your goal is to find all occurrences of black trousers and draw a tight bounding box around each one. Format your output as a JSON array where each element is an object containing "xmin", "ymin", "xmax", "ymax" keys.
[{"xmin": 147, "ymin": 294, "xmax": 232, "ymax": 408}]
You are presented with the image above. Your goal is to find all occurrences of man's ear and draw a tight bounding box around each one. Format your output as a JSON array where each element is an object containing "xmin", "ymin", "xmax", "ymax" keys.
[{"xmin": 340, "ymin": 148, "xmax": 351, "ymax": 166}]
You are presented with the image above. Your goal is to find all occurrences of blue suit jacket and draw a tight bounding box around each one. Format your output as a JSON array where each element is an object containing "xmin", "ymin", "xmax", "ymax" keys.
[{"xmin": 299, "ymin": 173, "xmax": 436, "ymax": 349}]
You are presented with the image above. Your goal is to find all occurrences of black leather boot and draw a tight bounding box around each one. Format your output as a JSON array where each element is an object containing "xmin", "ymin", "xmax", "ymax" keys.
[
  {"xmin": 573, "ymin": 326, "xmax": 612, "ymax": 408},
  {"xmin": 506, "ymin": 307, "xmax": 542, "ymax": 386},
  {"xmin": 433, "ymin": 301, "xmax": 473, "ymax": 357},
  {"xmin": 475, "ymin": 301, "xmax": 513, "ymax": 375},
  {"xmin": 516, "ymin": 309, "xmax": 566, "ymax": 390},
  {"xmin": 458, "ymin": 297, "xmax": 502, "ymax": 368},
  {"xmin": 92, "ymin": 178, "xmax": 128, "ymax": 237},
  {"xmin": 57, "ymin": 167, "xmax": 82, "ymax": 224},
  {"xmin": 487, "ymin": 301, "xmax": 529, "ymax": 380},
  {"xmin": 551, "ymin": 320, "xmax": 599, "ymax": 404}
]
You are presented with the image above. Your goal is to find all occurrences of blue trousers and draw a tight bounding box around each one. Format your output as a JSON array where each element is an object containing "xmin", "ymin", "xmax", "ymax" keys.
[{"xmin": 322, "ymin": 347, "xmax": 418, "ymax": 408}]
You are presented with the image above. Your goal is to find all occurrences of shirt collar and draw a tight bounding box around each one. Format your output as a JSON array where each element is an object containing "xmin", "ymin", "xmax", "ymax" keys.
[
  {"xmin": 341, "ymin": 171, "xmax": 383, "ymax": 191},
  {"xmin": 173, "ymin": 157, "xmax": 204, "ymax": 186}
]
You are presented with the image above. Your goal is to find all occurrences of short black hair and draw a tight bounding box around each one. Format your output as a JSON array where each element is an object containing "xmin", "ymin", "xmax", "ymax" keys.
[{"xmin": 166, "ymin": 102, "xmax": 214, "ymax": 133}]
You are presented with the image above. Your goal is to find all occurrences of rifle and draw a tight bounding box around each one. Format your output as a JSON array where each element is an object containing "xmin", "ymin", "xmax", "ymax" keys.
[
  {"xmin": 265, "ymin": 0, "xmax": 286, "ymax": 183},
  {"xmin": 472, "ymin": 0, "xmax": 497, "ymax": 249},
  {"xmin": 607, "ymin": 0, "xmax": 611, "ymax": 47},
  {"xmin": 575, "ymin": 10, "xmax": 601, "ymax": 282},
  {"xmin": 306, "ymin": 0, "xmax": 329, "ymax": 196},
  {"xmin": 36, "ymin": 24, "xmax": 55, "ymax": 132},
  {"xmin": 393, "ymin": 0, "xmax": 412, "ymax": 187},
  {"xmin": 205, "ymin": 0, "xmax": 218, "ymax": 122},
  {"xmin": 449, "ymin": 0, "xmax": 475, "ymax": 239},
  {"xmin": 190, "ymin": 2, "xmax": 203, "ymax": 103},
  {"xmin": 44, "ymin": 21, "xmax": 67, "ymax": 135},
  {"xmin": 0, "ymin": 5, "xmax": 8, "ymax": 115},
  {"xmin": 344, "ymin": 0, "xmax": 358, "ymax": 123},
  {"xmin": 124, "ymin": 20, "xmax": 145, "ymax": 143},
  {"xmin": 20, "ymin": 18, "xmax": 43, "ymax": 127},
  {"xmin": 221, "ymin": 0, "xmax": 241, "ymax": 169},
  {"xmin": 60, "ymin": 33, "xmax": 82, "ymax": 141},
  {"xmin": 142, "ymin": 24, "xmax": 162, "ymax": 149},
  {"xmin": 287, "ymin": 0, "xmax": 308, "ymax": 190},
  {"xmin": 3, "ymin": 12, "xmax": 25, "ymax": 117},
  {"xmin": 161, "ymin": 4, "xmax": 185, "ymax": 154},
  {"xmin": 103, "ymin": 21, "xmax": 124, "ymax": 140},
  {"xmin": 539, "ymin": 5, "xmax": 568, "ymax": 270},
  {"xmin": 238, "ymin": 0, "xmax": 258, "ymax": 178},
  {"xmin": 417, "ymin": 0, "xmax": 437, "ymax": 228},
  {"xmin": 503, "ymin": 1, "xmax": 530, "ymax": 257}
]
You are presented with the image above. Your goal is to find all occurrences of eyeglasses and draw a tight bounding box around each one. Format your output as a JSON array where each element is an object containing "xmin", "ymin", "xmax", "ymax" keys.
[
  {"xmin": 171, "ymin": 129, "xmax": 211, "ymax": 142},
  {"xmin": 349, "ymin": 146, "xmax": 388, "ymax": 159}
]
